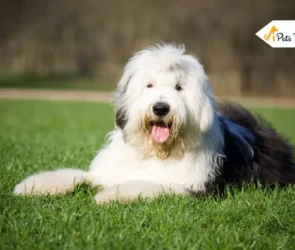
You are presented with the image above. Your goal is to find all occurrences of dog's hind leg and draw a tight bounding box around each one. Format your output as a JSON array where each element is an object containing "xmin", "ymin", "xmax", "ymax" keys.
[
  {"xmin": 14, "ymin": 169, "xmax": 91, "ymax": 196},
  {"xmin": 94, "ymin": 180, "xmax": 189, "ymax": 205}
]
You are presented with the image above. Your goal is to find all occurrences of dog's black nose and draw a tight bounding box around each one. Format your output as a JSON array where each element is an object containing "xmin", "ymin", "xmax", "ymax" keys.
[{"xmin": 152, "ymin": 102, "xmax": 170, "ymax": 117}]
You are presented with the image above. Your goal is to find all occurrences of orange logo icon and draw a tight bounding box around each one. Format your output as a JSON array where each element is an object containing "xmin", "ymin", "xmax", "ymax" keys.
[{"xmin": 264, "ymin": 26, "xmax": 279, "ymax": 42}]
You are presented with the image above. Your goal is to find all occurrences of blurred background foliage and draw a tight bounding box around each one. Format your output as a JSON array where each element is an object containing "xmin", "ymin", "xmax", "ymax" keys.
[{"xmin": 0, "ymin": 0, "xmax": 295, "ymax": 96}]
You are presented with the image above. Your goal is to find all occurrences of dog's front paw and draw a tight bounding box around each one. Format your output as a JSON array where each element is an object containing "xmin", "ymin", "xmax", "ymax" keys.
[
  {"xmin": 94, "ymin": 181, "xmax": 189, "ymax": 205},
  {"xmin": 94, "ymin": 186, "xmax": 135, "ymax": 205},
  {"xmin": 14, "ymin": 179, "xmax": 37, "ymax": 195},
  {"xmin": 13, "ymin": 172, "xmax": 62, "ymax": 196}
]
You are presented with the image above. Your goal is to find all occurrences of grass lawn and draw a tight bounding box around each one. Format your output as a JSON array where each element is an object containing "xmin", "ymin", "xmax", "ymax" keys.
[
  {"xmin": 0, "ymin": 74, "xmax": 116, "ymax": 91},
  {"xmin": 0, "ymin": 99, "xmax": 295, "ymax": 249}
]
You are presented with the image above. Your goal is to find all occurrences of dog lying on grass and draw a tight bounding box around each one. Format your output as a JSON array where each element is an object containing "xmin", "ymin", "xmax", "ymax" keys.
[{"xmin": 14, "ymin": 44, "xmax": 295, "ymax": 204}]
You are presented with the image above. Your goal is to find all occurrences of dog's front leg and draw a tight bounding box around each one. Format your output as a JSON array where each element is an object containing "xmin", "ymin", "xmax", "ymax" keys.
[
  {"xmin": 94, "ymin": 180, "xmax": 189, "ymax": 205},
  {"xmin": 14, "ymin": 169, "xmax": 91, "ymax": 196}
]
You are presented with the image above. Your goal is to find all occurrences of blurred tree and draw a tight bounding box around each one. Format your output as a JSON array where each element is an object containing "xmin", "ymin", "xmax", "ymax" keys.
[{"xmin": 0, "ymin": 0, "xmax": 294, "ymax": 96}]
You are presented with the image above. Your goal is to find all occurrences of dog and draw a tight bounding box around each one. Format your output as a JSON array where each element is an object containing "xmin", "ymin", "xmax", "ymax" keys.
[{"xmin": 14, "ymin": 44, "xmax": 295, "ymax": 204}]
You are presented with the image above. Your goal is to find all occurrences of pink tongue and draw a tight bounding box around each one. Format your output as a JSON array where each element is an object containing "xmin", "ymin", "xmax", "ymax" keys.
[{"xmin": 152, "ymin": 125, "xmax": 170, "ymax": 143}]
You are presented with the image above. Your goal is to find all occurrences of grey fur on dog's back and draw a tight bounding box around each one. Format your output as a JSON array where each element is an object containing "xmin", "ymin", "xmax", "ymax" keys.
[{"xmin": 217, "ymin": 102, "xmax": 295, "ymax": 189}]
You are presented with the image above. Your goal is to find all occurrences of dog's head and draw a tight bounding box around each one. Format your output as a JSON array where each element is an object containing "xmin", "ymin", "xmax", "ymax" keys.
[{"xmin": 114, "ymin": 44, "xmax": 215, "ymax": 159}]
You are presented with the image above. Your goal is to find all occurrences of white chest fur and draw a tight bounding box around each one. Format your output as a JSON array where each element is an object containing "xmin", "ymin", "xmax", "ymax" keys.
[{"xmin": 88, "ymin": 131, "xmax": 219, "ymax": 193}]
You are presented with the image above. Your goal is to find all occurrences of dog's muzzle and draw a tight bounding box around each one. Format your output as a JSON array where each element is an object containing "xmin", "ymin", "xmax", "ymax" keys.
[{"xmin": 150, "ymin": 102, "xmax": 171, "ymax": 143}]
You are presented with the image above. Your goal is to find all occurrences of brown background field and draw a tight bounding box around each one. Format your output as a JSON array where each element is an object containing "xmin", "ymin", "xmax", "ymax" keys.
[{"xmin": 0, "ymin": 0, "xmax": 295, "ymax": 97}]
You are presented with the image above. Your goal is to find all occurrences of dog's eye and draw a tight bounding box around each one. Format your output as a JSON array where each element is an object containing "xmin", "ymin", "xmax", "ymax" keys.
[
  {"xmin": 147, "ymin": 83, "xmax": 153, "ymax": 88},
  {"xmin": 175, "ymin": 84, "xmax": 182, "ymax": 91}
]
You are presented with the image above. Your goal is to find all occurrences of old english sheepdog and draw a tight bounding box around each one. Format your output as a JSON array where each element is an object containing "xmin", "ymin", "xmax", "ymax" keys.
[{"xmin": 14, "ymin": 44, "xmax": 295, "ymax": 204}]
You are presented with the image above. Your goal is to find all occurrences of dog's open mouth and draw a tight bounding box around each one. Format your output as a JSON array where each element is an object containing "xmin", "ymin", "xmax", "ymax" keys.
[{"xmin": 150, "ymin": 121, "xmax": 172, "ymax": 143}]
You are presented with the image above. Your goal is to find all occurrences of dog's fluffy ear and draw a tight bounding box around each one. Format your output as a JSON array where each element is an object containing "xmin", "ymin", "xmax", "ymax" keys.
[
  {"xmin": 114, "ymin": 72, "xmax": 132, "ymax": 130},
  {"xmin": 115, "ymin": 108, "xmax": 128, "ymax": 130},
  {"xmin": 199, "ymin": 96, "xmax": 214, "ymax": 133}
]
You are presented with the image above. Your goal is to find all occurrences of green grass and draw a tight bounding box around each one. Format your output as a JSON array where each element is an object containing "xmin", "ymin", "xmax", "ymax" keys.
[
  {"xmin": 0, "ymin": 100, "xmax": 295, "ymax": 250},
  {"xmin": 0, "ymin": 73, "xmax": 116, "ymax": 91}
]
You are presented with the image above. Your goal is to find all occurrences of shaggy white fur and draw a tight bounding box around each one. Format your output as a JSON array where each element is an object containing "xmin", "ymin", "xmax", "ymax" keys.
[{"xmin": 14, "ymin": 44, "xmax": 224, "ymax": 204}]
